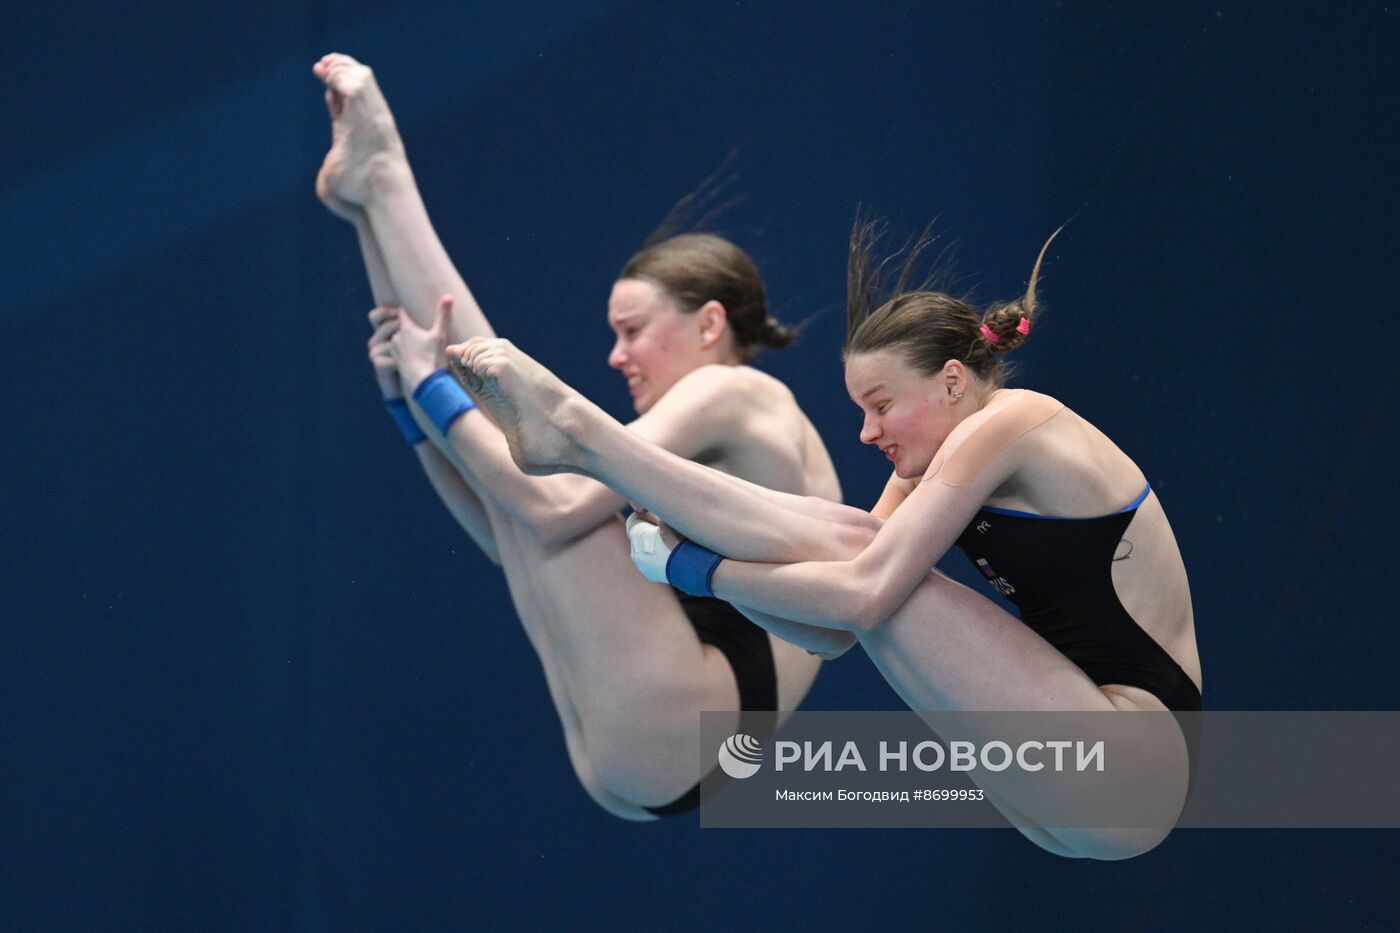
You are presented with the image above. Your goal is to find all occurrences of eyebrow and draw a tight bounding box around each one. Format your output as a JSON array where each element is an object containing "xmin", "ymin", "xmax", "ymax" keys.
[{"xmin": 859, "ymin": 383, "xmax": 887, "ymax": 400}]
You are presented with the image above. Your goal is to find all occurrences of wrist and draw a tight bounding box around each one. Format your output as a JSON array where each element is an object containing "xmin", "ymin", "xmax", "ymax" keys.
[
  {"xmin": 412, "ymin": 368, "xmax": 476, "ymax": 435},
  {"xmin": 626, "ymin": 513, "xmax": 671, "ymax": 585},
  {"xmin": 377, "ymin": 377, "xmax": 404, "ymax": 401},
  {"xmin": 383, "ymin": 397, "xmax": 426, "ymax": 445},
  {"xmin": 400, "ymin": 362, "xmax": 434, "ymax": 398},
  {"xmin": 665, "ymin": 539, "xmax": 725, "ymax": 598}
]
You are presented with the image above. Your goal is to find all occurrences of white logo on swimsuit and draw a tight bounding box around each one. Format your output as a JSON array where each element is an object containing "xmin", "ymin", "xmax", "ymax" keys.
[
  {"xmin": 975, "ymin": 521, "xmax": 991, "ymax": 534},
  {"xmin": 717, "ymin": 733, "xmax": 764, "ymax": 779}
]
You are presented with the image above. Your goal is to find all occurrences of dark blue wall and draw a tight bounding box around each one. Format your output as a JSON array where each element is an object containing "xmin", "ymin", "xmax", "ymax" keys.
[{"xmin": 5, "ymin": 2, "xmax": 1398, "ymax": 928}]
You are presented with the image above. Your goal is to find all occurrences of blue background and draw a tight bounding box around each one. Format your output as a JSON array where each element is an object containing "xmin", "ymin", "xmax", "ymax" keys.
[{"xmin": 4, "ymin": 1, "xmax": 1398, "ymax": 928}]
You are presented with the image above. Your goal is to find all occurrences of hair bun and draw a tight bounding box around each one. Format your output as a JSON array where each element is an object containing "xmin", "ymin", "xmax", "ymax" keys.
[
  {"xmin": 758, "ymin": 316, "xmax": 798, "ymax": 349},
  {"xmin": 980, "ymin": 300, "xmax": 1031, "ymax": 354}
]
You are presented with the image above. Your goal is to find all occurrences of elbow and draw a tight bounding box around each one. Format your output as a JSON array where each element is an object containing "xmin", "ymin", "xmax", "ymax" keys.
[
  {"xmin": 506, "ymin": 485, "xmax": 570, "ymax": 545},
  {"xmin": 837, "ymin": 521, "xmax": 878, "ymax": 559},
  {"xmin": 847, "ymin": 606, "xmax": 881, "ymax": 636},
  {"xmin": 523, "ymin": 497, "xmax": 598, "ymax": 549},
  {"xmin": 512, "ymin": 480, "xmax": 617, "ymax": 548},
  {"xmin": 846, "ymin": 589, "xmax": 892, "ymax": 635},
  {"xmin": 811, "ymin": 631, "xmax": 859, "ymax": 660},
  {"xmin": 837, "ymin": 554, "xmax": 898, "ymax": 634},
  {"xmin": 527, "ymin": 504, "xmax": 575, "ymax": 548}
]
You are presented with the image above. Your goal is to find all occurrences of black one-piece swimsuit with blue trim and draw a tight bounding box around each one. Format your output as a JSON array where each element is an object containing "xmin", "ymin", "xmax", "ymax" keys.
[{"xmin": 954, "ymin": 483, "xmax": 1202, "ymax": 712}]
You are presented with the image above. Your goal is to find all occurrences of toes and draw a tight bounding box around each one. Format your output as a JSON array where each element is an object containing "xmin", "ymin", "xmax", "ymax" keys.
[
  {"xmin": 325, "ymin": 59, "xmax": 373, "ymax": 97},
  {"xmin": 326, "ymin": 63, "xmax": 361, "ymax": 95},
  {"xmin": 459, "ymin": 335, "xmax": 490, "ymax": 368}
]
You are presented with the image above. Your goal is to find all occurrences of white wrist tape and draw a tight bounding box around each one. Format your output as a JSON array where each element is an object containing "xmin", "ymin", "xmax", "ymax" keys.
[{"xmin": 626, "ymin": 511, "xmax": 671, "ymax": 584}]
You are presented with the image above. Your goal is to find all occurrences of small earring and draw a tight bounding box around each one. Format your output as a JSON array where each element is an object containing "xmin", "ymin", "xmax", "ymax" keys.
[{"xmin": 949, "ymin": 390, "xmax": 963, "ymax": 399}]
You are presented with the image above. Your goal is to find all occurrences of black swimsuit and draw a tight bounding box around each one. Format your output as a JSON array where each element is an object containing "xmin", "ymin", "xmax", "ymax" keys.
[
  {"xmin": 953, "ymin": 483, "xmax": 1202, "ymax": 712},
  {"xmin": 641, "ymin": 592, "xmax": 778, "ymax": 817},
  {"xmin": 643, "ymin": 481, "xmax": 1199, "ymax": 816}
]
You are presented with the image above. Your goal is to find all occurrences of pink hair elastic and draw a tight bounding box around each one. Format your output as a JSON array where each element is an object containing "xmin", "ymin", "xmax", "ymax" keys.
[
  {"xmin": 1017, "ymin": 316, "xmax": 1031, "ymax": 335},
  {"xmin": 979, "ymin": 323, "xmax": 1001, "ymax": 344}
]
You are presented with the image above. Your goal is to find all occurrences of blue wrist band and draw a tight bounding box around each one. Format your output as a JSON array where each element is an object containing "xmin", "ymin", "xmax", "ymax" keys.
[
  {"xmin": 412, "ymin": 368, "xmax": 476, "ymax": 435},
  {"xmin": 383, "ymin": 397, "xmax": 426, "ymax": 445},
  {"xmin": 665, "ymin": 539, "xmax": 725, "ymax": 598}
]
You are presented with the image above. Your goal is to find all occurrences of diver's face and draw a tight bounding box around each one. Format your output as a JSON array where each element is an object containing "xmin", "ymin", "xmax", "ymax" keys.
[
  {"xmin": 607, "ymin": 278, "xmax": 708, "ymax": 413},
  {"xmin": 844, "ymin": 350, "xmax": 954, "ymax": 479}
]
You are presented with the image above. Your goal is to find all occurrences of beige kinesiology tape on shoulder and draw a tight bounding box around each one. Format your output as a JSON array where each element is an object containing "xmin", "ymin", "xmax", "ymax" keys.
[{"xmin": 923, "ymin": 392, "xmax": 1065, "ymax": 487}]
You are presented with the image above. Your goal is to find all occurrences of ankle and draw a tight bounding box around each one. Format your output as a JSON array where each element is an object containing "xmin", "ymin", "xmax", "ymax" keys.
[
  {"xmin": 366, "ymin": 151, "xmax": 413, "ymax": 198},
  {"xmin": 556, "ymin": 396, "xmax": 596, "ymax": 463}
]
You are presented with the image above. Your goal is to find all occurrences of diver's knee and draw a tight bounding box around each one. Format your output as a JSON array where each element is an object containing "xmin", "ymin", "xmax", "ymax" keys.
[{"xmin": 569, "ymin": 755, "xmax": 657, "ymax": 822}]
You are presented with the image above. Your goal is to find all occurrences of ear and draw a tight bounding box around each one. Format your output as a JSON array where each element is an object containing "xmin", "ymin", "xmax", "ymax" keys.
[
  {"xmin": 695, "ymin": 299, "xmax": 729, "ymax": 350},
  {"xmin": 941, "ymin": 359, "xmax": 969, "ymax": 398}
]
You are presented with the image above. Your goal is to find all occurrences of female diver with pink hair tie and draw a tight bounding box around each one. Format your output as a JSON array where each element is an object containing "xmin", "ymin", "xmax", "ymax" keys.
[{"xmin": 449, "ymin": 221, "xmax": 1203, "ymax": 859}]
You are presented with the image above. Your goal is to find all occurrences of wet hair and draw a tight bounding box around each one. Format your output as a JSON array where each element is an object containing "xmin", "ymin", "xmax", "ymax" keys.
[
  {"xmin": 844, "ymin": 214, "xmax": 1061, "ymax": 389},
  {"xmin": 619, "ymin": 232, "xmax": 796, "ymax": 361}
]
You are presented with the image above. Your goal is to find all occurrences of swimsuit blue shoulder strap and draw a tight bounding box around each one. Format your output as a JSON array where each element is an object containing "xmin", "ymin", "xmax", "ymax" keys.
[{"xmin": 980, "ymin": 482, "xmax": 1152, "ymax": 521}]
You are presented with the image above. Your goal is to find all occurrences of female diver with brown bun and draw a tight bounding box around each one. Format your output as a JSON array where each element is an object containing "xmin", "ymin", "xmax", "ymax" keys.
[{"xmin": 313, "ymin": 53, "xmax": 850, "ymax": 820}]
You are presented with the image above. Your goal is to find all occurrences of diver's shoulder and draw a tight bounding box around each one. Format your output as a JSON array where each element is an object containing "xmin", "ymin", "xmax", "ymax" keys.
[
  {"xmin": 936, "ymin": 388, "xmax": 1067, "ymax": 463},
  {"xmin": 676, "ymin": 363, "xmax": 795, "ymax": 406},
  {"xmin": 990, "ymin": 387, "xmax": 1064, "ymax": 413}
]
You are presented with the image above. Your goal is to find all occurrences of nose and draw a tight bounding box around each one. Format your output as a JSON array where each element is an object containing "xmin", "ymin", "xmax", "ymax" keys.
[
  {"xmin": 608, "ymin": 338, "xmax": 627, "ymax": 370},
  {"xmin": 859, "ymin": 413, "xmax": 881, "ymax": 445}
]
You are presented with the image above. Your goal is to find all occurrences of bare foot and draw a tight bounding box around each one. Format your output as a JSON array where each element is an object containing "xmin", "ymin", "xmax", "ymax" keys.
[
  {"xmin": 448, "ymin": 337, "xmax": 591, "ymax": 476},
  {"xmin": 312, "ymin": 53, "xmax": 407, "ymax": 209}
]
